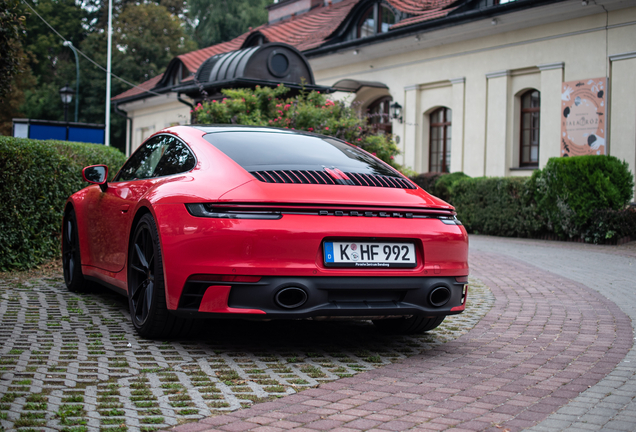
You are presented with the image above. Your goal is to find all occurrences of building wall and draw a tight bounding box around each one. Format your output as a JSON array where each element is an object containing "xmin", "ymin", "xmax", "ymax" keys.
[
  {"xmin": 311, "ymin": 6, "xmax": 636, "ymax": 196},
  {"xmin": 117, "ymin": 4, "xmax": 636, "ymax": 197},
  {"xmin": 118, "ymin": 95, "xmax": 192, "ymax": 156}
]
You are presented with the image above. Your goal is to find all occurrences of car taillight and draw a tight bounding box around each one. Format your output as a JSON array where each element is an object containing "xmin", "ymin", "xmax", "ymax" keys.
[{"xmin": 185, "ymin": 203, "xmax": 282, "ymax": 220}]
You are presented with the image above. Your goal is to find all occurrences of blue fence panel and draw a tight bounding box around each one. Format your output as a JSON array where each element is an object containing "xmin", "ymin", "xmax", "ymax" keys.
[
  {"xmin": 68, "ymin": 127, "xmax": 105, "ymax": 144},
  {"xmin": 29, "ymin": 124, "xmax": 66, "ymax": 141}
]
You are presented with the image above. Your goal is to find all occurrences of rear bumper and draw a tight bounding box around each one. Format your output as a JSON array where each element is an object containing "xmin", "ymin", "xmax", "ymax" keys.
[
  {"xmin": 154, "ymin": 204, "xmax": 469, "ymax": 311},
  {"xmin": 172, "ymin": 276, "xmax": 467, "ymax": 319}
]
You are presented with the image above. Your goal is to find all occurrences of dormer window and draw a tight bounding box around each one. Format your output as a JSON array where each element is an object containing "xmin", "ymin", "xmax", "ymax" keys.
[
  {"xmin": 476, "ymin": 0, "xmax": 517, "ymax": 7},
  {"xmin": 242, "ymin": 32, "xmax": 269, "ymax": 48},
  {"xmin": 357, "ymin": 3, "xmax": 396, "ymax": 39},
  {"xmin": 172, "ymin": 63, "xmax": 190, "ymax": 86}
]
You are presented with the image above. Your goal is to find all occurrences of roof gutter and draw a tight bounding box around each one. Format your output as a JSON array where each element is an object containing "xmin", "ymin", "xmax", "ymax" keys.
[
  {"xmin": 177, "ymin": 93, "xmax": 195, "ymax": 124},
  {"xmin": 110, "ymin": 86, "xmax": 172, "ymax": 106},
  {"xmin": 303, "ymin": 0, "xmax": 569, "ymax": 58},
  {"xmin": 177, "ymin": 94, "xmax": 194, "ymax": 110},
  {"xmin": 113, "ymin": 103, "xmax": 133, "ymax": 157}
]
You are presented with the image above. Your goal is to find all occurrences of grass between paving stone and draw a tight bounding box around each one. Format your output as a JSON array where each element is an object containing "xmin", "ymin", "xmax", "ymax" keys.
[{"xmin": 0, "ymin": 260, "xmax": 494, "ymax": 430}]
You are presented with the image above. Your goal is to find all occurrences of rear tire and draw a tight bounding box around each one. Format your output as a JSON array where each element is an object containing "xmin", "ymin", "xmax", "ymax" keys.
[
  {"xmin": 62, "ymin": 209, "xmax": 89, "ymax": 293},
  {"xmin": 128, "ymin": 213, "xmax": 192, "ymax": 338},
  {"xmin": 373, "ymin": 314, "xmax": 446, "ymax": 334}
]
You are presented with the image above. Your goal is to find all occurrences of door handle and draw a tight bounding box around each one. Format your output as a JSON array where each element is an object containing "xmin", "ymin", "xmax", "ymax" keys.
[{"xmin": 121, "ymin": 205, "xmax": 130, "ymax": 213}]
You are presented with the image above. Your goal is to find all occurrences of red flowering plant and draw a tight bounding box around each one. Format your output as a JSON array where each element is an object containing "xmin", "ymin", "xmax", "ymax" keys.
[{"xmin": 192, "ymin": 85, "xmax": 405, "ymax": 171}]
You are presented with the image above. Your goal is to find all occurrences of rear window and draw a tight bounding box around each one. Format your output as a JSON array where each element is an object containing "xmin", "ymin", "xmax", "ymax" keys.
[{"xmin": 203, "ymin": 131, "xmax": 399, "ymax": 177}]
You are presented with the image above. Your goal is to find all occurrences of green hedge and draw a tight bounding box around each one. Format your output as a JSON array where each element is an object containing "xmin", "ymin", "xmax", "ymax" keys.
[
  {"xmin": 413, "ymin": 155, "xmax": 635, "ymax": 243},
  {"xmin": 410, "ymin": 172, "xmax": 469, "ymax": 203},
  {"xmin": 450, "ymin": 176, "xmax": 543, "ymax": 237},
  {"xmin": 530, "ymin": 155, "xmax": 634, "ymax": 239},
  {"xmin": 0, "ymin": 137, "xmax": 126, "ymax": 271}
]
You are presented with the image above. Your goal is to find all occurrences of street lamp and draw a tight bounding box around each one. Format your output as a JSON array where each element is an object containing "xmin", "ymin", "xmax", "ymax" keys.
[
  {"xmin": 63, "ymin": 41, "xmax": 80, "ymax": 122},
  {"xmin": 390, "ymin": 101, "xmax": 403, "ymax": 123},
  {"xmin": 60, "ymin": 83, "xmax": 75, "ymax": 122}
]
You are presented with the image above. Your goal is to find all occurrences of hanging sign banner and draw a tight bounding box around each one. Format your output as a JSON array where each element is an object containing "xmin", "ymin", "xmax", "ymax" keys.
[{"xmin": 560, "ymin": 77, "xmax": 607, "ymax": 156}]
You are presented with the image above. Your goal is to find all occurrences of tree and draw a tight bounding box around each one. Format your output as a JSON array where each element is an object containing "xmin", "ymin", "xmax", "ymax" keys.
[
  {"xmin": 187, "ymin": 0, "xmax": 271, "ymax": 48},
  {"xmin": 9, "ymin": 0, "xmax": 196, "ymax": 149},
  {"xmin": 77, "ymin": 2, "xmax": 196, "ymax": 150},
  {"xmin": 14, "ymin": 0, "xmax": 87, "ymax": 123},
  {"xmin": 115, "ymin": 2, "xmax": 196, "ymax": 82},
  {"xmin": 0, "ymin": 46, "xmax": 36, "ymax": 135},
  {"xmin": 0, "ymin": 0, "xmax": 27, "ymax": 99}
]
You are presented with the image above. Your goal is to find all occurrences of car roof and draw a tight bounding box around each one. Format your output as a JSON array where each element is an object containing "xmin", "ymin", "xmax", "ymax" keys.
[{"xmin": 189, "ymin": 125, "xmax": 302, "ymax": 135}]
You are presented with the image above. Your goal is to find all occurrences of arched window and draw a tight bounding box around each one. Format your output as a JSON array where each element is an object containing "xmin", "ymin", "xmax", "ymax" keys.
[
  {"xmin": 380, "ymin": 5, "xmax": 396, "ymax": 32},
  {"xmin": 520, "ymin": 90, "xmax": 540, "ymax": 166},
  {"xmin": 358, "ymin": 7, "xmax": 375, "ymax": 38},
  {"xmin": 367, "ymin": 96, "xmax": 392, "ymax": 135},
  {"xmin": 357, "ymin": 3, "xmax": 396, "ymax": 38},
  {"xmin": 429, "ymin": 107, "xmax": 452, "ymax": 173}
]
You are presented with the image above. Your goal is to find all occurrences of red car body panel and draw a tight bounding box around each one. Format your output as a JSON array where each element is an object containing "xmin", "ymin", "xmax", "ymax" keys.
[
  {"xmin": 65, "ymin": 125, "xmax": 469, "ymax": 319},
  {"xmin": 152, "ymin": 203, "xmax": 468, "ymax": 310}
]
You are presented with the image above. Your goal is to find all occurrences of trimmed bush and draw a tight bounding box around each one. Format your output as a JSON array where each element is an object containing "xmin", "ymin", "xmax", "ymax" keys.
[
  {"xmin": 414, "ymin": 156, "xmax": 635, "ymax": 243},
  {"xmin": 582, "ymin": 207, "xmax": 636, "ymax": 244},
  {"xmin": 409, "ymin": 172, "xmax": 444, "ymax": 193},
  {"xmin": 0, "ymin": 137, "xmax": 126, "ymax": 271},
  {"xmin": 531, "ymin": 155, "xmax": 634, "ymax": 239},
  {"xmin": 450, "ymin": 176, "xmax": 544, "ymax": 237},
  {"xmin": 430, "ymin": 172, "xmax": 469, "ymax": 203},
  {"xmin": 409, "ymin": 171, "xmax": 469, "ymax": 203}
]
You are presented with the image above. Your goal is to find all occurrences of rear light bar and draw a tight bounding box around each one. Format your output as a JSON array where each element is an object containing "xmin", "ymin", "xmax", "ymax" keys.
[{"xmin": 185, "ymin": 203, "xmax": 462, "ymax": 224}]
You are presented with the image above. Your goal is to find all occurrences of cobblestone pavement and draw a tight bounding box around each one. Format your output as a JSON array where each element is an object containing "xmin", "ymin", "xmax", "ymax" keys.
[
  {"xmin": 0, "ymin": 272, "xmax": 493, "ymax": 431},
  {"xmin": 470, "ymin": 236, "xmax": 636, "ymax": 432},
  {"xmin": 157, "ymin": 241, "xmax": 633, "ymax": 432},
  {"xmin": 2, "ymin": 237, "xmax": 634, "ymax": 432}
]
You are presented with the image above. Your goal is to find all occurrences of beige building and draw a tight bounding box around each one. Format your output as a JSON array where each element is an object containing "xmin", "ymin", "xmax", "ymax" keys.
[{"xmin": 113, "ymin": 0, "xmax": 636, "ymax": 194}]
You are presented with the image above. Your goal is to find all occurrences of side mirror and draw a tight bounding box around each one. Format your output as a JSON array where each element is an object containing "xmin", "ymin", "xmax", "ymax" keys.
[{"xmin": 83, "ymin": 165, "xmax": 108, "ymax": 192}]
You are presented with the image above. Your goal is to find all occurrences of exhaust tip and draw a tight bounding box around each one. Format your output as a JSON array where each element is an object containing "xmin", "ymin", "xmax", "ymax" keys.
[
  {"xmin": 429, "ymin": 286, "xmax": 451, "ymax": 307},
  {"xmin": 275, "ymin": 287, "xmax": 308, "ymax": 309}
]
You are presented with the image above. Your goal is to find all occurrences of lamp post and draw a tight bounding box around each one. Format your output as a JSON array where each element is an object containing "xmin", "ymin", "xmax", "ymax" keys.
[
  {"xmin": 60, "ymin": 84, "xmax": 75, "ymax": 122},
  {"xmin": 105, "ymin": 0, "xmax": 113, "ymax": 146},
  {"xmin": 63, "ymin": 41, "xmax": 80, "ymax": 122},
  {"xmin": 390, "ymin": 101, "xmax": 403, "ymax": 124}
]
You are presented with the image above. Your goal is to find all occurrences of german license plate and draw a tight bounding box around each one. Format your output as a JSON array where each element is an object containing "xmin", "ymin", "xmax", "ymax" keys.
[{"xmin": 324, "ymin": 241, "xmax": 417, "ymax": 268}]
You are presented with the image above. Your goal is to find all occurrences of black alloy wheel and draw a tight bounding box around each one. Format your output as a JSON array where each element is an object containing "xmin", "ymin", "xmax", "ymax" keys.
[
  {"xmin": 128, "ymin": 213, "xmax": 191, "ymax": 338},
  {"xmin": 129, "ymin": 215, "xmax": 156, "ymax": 328},
  {"xmin": 62, "ymin": 209, "xmax": 88, "ymax": 292}
]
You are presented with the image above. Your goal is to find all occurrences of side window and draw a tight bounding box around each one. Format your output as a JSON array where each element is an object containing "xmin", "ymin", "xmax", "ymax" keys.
[
  {"xmin": 116, "ymin": 135, "xmax": 195, "ymax": 181},
  {"xmin": 153, "ymin": 140, "xmax": 196, "ymax": 177}
]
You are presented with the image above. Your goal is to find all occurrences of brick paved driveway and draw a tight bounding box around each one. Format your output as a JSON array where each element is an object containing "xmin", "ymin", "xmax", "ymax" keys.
[
  {"xmin": 162, "ymin": 239, "xmax": 634, "ymax": 432},
  {"xmin": 1, "ymin": 237, "xmax": 634, "ymax": 431},
  {"xmin": 0, "ymin": 273, "xmax": 491, "ymax": 431},
  {"xmin": 471, "ymin": 236, "xmax": 636, "ymax": 432}
]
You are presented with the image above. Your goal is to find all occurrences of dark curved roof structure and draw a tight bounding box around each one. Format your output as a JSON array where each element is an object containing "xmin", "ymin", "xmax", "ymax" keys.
[{"xmin": 177, "ymin": 43, "xmax": 328, "ymax": 100}]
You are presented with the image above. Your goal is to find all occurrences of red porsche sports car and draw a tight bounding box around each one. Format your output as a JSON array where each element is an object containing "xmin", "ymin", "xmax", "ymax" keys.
[{"xmin": 62, "ymin": 125, "xmax": 469, "ymax": 338}]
